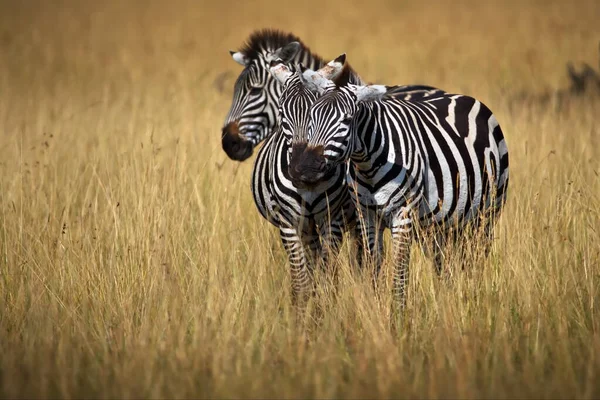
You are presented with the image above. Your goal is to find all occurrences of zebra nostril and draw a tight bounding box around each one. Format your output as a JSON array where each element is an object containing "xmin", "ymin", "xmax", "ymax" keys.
[
  {"xmin": 222, "ymin": 122, "xmax": 253, "ymax": 161},
  {"xmin": 318, "ymin": 157, "xmax": 327, "ymax": 171},
  {"xmin": 294, "ymin": 164, "xmax": 305, "ymax": 177}
]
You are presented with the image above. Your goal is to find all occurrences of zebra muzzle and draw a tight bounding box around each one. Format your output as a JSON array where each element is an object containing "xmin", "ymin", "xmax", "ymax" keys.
[
  {"xmin": 288, "ymin": 143, "xmax": 329, "ymax": 188},
  {"xmin": 222, "ymin": 122, "xmax": 253, "ymax": 161}
]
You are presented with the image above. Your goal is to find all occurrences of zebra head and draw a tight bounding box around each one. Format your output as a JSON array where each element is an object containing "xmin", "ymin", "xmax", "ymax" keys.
[
  {"xmin": 269, "ymin": 55, "xmax": 346, "ymax": 143},
  {"xmin": 291, "ymin": 64, "xmax": 387, "ymax": 186},
  {"xmin": 269, "ymin": 63, "xmax": 317, "ymax": 147},
  {"xmin": 222, "ymin": 40, "xmax": 302, "ymax": 161},
  {"xmin": 269, "ymin": 56, "xmax": 349, "ymax": 188}
]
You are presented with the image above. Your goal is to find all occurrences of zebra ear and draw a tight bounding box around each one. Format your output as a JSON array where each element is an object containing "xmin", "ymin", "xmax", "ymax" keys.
[
  {"xmin": 316, "ymin": 53, "xmax": 346, "ymax": 80},
  {"xmin": 269, "ymin": 62, "xmax": 294, "ymax": 85},
  {"xmin": 296, "ymin": 63, "xmax": 306, "ymax": 81},
  {"xmin": 230, "ymin": 51, "xmax": 249, "ymax": 66},
  {"xmin": 270, "ymin": 41, "xmax": 301, "ymax": 63},
  {"xmin": 352, "ymin": 84, "xmax": 387, "ymax": 103},
  {"xmin": 301, "ymin": 68, "xmax": 335, "ymax": 95},
  {"xmin": 327, "ymin": 53, "xmax": 346, "ymax": 73},
  {"xmin": 297, "ymin": 64, "xmax": 314, "ymax": 88}
]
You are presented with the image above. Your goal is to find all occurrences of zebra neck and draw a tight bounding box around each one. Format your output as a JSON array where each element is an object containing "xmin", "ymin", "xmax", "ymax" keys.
[
  {"xmin": 291, "ymin": 48, "xmax": 324, "ymax": 71},
  {"xmin": 347, "ymin": 71, "xmax": 365, "ymax": 85},
  {"xmin": 352, "ymin": 103, "xmax": 417, "ymax": 176}
]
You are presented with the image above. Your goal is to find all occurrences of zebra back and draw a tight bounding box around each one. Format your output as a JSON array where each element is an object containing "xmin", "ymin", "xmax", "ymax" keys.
[{"xmin": 294, "ymin": 70, "xmax": 509, "ymax": 232}]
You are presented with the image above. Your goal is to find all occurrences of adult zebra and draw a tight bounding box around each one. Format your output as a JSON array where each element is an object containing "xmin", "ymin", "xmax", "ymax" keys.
[
  {"xmin": 221, "ymin": 29, "xmax": 364, "ymax": 161},
  {"xmin": 290, "ymin": 58, "xmax": 510, "ymax": 309},
  {"xmin": 252, "ymin": 58, "xmax": 355, "ymax": 307}
]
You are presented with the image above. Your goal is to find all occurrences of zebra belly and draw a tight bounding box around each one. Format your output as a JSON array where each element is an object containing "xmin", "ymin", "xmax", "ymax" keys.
[
  {"xmin": 250, "ymin": 165, "xmax": 280, "ymax": 227},
  {"xmin": 348, "ymin": 175, "xmax": 422, "ymax": 225},
  {"xmin": 419, "ymin": 147, "xmax": 500, "ymax": 230}
]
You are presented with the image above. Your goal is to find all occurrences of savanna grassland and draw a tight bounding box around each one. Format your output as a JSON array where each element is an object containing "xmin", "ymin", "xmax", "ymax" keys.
[{"xmin": 1, "ymin": 1, "xmax": 600, "ymax": 398}]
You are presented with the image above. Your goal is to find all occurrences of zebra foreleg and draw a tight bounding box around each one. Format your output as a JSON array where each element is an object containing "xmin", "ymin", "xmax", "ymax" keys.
[
  {"xmin": 279, "ymin": 227, "xmax": 315, "ymax": 311},
  {"xmin": 302, "ymin": 229, "xmax": 322, "ymax": 272},
  {"xmin": 391, "ymin": 207, "xmax": 414, "ymax": 311},
  {"xmin": 319, "ymin": 221, "xmax": 344, "ymax": 267},
  {"xmin": 357, "ymin": 208, "xmax": 385, "ymax": 286},
  {"xmin": 480, "ymin": 215, "xmax": 497, "ymax": 261},
  {"xmin": 433, "ymin": 237, "xmax": 443, "ymax": 276},
  {"xmin": 348, "ymin": 224, "xmax": 363, "ymax": 272},
  {"xmin": 431, "ymin": 231, "xmax": 451, "ymax": 279},
  {"xmin": 318, "ymin": 220, "xmax": 345, "ymax": 291}
]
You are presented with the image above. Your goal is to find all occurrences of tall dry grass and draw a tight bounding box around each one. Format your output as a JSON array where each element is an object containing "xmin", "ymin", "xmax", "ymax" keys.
[{"xmin": 1, "ymin": 0, "xmax": 599, "ymax": 398}]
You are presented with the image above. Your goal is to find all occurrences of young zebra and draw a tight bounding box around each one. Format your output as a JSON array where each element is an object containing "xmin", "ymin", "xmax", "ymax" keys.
[
  {"xmin": 251, "ymin": 58, "xmax": 356, "ymax": 307},
  {"xmin": 222, "ymin": 29, "xmax": 364, "ymax": 162},
  {"xmin": 290, "ymin": 58, "xmax": 510, "ymax": 308}
]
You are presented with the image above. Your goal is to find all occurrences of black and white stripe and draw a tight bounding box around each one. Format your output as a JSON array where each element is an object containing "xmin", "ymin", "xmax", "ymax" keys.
[
  {"xmin": 251, "ymin": 61, "xmax": 357, "ymax": 306},
  {"xmin": 221, "ymin": 30, "xmax": 364, "ymax": 162},
  {"xmin": 221, "ymin": 29, "xmax": 444, "ymax": 163},
  {"xmin": 291, "ymin": 63, "xmax": 510, "ymax": 308}
]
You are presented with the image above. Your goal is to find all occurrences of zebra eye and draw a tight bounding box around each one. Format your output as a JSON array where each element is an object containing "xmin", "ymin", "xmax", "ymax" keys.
[
  {"xmin": 341, "ymin": 114, "xmax": 353, "ymax": 125},
  {"xmin": 249, "ymin": 86, "xmax": 262, "ymax": 96}
]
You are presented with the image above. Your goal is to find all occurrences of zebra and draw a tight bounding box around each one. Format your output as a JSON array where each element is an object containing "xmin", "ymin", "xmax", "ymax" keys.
[
  {"xmin": 222, "ymin": 30, "xmax": 452, "ymax": 305},
  {"xmin": 222, "ymin": 29, "xmax": 364, "ymax": 162},
  {"xmin": 289, "ymin": 57, "xmax": 510, "ymax": 309},
  {"xmin": 251, "ymin": 58, "xmax": 356, "ymax": 307}
]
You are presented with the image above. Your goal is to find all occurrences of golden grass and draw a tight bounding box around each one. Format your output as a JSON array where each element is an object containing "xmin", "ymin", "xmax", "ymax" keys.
[{"xmin": 1, "ymin": 0, "xmax": 599, "ymax": 398}]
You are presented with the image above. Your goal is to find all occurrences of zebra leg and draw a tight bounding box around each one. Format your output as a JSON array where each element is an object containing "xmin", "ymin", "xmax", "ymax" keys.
[
  {"xmin": 391, "ymin": 206, "xmax": 414, "ymax": 311},
  {"xmin": 482, "ymin": 221, "xmax": 495, "ymax": 258},
  {"xmin": 319, "ymin": 220, "xmax": 344, "ymax": 289},
  {"xmin": 349, "ymin": 222, "xmax": 364, "ymax": 272},
  {"xmin": 432, "ymin": 231, "xmax": 447, "ymax": 277},
  {"xmin": 357, "ymin": 207, "xmax": 384, "ymax": 285},
  {"xmin": 303, "ymin": 230, "xmax": 322, "ymax": 271},
  {"xmin": 319, "ymin": 220, "xmax": 344, "ymax": 268},
  {"xmin": 279, "ymin": 227, "xmax": 315, "ymax": 310},
  {"xmin": 479, "ymin": 210, "xmax": 500, "ymax": 260},
  {"xmin": 418, "ymin": 227, "xmax": 451, "ymax": 279}
]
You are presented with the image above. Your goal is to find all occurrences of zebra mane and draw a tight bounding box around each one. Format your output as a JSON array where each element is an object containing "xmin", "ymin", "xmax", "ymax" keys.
[
  {"xmin": 238, "ymin": 29, "xmax": 364, "ymax": 87},
  {"xmin": 238, "ymin": 29, "xmax": 322, "ymax": 63}
]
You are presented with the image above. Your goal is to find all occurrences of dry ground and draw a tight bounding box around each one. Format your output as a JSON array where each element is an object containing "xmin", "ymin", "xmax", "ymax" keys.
[{"xmin": 1, "ymin": 0, "xmax": 599, "ymax": 398}]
